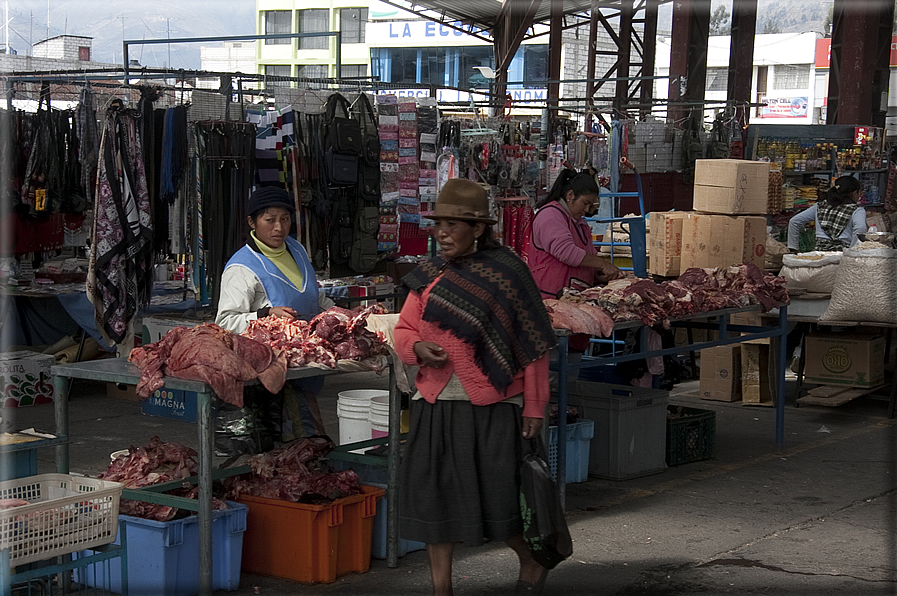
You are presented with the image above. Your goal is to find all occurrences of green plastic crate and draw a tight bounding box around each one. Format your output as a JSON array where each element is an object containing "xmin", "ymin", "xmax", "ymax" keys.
[{"xmin": 666, "ymin": 405, "xmax": 715, "ymax": 466}]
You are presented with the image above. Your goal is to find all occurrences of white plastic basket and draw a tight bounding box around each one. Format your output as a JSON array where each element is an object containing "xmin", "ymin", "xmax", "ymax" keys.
[{"xmin": 0, "ymin": 473, "xmax": 123, "ymax": 566}]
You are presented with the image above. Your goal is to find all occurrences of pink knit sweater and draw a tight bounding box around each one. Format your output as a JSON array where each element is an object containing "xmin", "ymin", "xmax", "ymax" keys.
[{"xmin": 394, "ymin": 288, "xmax": 550, "ymax": 419}]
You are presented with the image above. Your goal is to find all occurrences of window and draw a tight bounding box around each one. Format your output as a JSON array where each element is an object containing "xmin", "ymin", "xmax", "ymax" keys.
[
  {"xmin": 298, "ymin": 9, "xmax": 329, "ymax": 50},
  {"xmin": 264, "ymin": 64, "xmax": 292, "ymax": 86},
  {"xmin": 265, "ymin": 11, "xmax": 291, "ymax": 45},
  {"xmin": 705, "ymin": 67, "xmax": 728, "ymax": 92},
  {"xmin": 78, "ymin": 46, "xmax": 90, "ymax": 61},
  {"xmin": 341, "ymin": 64, "xmax": 368, "ymax": 79},
  {"xmin": 298, "ymin": 64, "xmax": 329, "ymax": 89},
  {"xmin": 340, "ymin": 8, "xmax": 368, "ymax": 44},
  {"xmin": 773, "ymin": 65, "xmax": 809, "ymax": 90}
]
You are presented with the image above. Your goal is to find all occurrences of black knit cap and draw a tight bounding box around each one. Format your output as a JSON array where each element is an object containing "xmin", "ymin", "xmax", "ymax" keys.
[{"xmin": 247, "ymin": 186, "xmax": 295, "ymax": 217}]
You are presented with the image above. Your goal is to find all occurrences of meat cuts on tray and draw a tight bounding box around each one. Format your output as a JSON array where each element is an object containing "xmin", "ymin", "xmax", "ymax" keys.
[
  {"xmin": 242, "ymin": 304, "xmax": 389, "ymax": 369},
  {"xmin": 99, "ymin": 436, "xmax": 229, "ymax": 521},
  {"xmin": 550, "ymin": 264, "xmax": 789, "ymax": 332},
  {"xmin": 222, "ymin": 437, "xmax": 363, "ymax": 504},
  {"xmin": 543, "ymin": 299, "xmax": 615, "ymax": 337},
  {"xmin": 129, "ymin": 323, "xmax": 287, "ymax": 407}
]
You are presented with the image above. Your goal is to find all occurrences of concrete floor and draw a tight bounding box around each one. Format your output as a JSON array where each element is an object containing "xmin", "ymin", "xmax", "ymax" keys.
[{"xmin": 7, "ymin": 370, "xmax": 897, "ymax": 595}]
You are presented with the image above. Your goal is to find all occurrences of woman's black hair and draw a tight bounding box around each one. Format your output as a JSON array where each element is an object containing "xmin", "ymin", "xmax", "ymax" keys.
[
  {"xmin": 462, "ymin": 222, "xmax": 501, "ymax": 251},
  {"xmin": 824, "ymin": 175, "xmax": 861, "ymax": 208},
  {"xmin": 535, "ymin": 169, "xmax": 600, "ymax": 209}
]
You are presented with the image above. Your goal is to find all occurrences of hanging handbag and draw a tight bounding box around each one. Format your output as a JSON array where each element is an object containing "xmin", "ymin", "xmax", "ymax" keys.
[
  {"xmin": 519, "ymin": 436, "xmax": 573, "ymax": 570},
  {"xmin": 323, "ymin": 93, "xmax": 361, "ymax": 186}
]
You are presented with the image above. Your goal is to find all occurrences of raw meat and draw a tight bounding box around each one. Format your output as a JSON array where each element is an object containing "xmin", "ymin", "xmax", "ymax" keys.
[
  {"xmin": 222, "ymin": 437, "xmax": 363, "ymax": 503},
  {"xmin": 242, "ymin": 304, "xmax": 389, "ymax": 369},
  {"xmin": 543, "ymin": 299, "xmax": 615, "ymax": 337},
  {"xmin": 129, "ymin": 323, "xmax": 286, "ymax": 407},
  {"xmin": 99, "ymin": 436, "xmax": 228, "ymax": 521}
]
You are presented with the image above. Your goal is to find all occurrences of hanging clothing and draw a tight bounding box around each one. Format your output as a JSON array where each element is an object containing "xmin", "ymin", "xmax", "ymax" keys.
[
  {"xmin": 529, "ymin": 201, "xmax": 597, "ymax": 298},
  {"xmin": 87, "ymin": 108, "xmax": 154, "ymax": 346},
  {"xmin": 77, "ymin": 86, "xmax": 99, "ymax": 203}
]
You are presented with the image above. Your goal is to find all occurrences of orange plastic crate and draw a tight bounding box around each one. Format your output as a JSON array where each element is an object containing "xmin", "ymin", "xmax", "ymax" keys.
[{"xmin": 238, "ymin": 485, "xmax": 384, "ymax": 584}]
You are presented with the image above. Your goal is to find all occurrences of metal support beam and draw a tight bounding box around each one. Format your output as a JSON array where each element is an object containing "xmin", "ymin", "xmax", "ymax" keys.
[
  {"xmin": 827, "ymin": 0, "xmax": 894, "ymax": 127},
  {"xmin": 548, "ymin": 0, "xmax": 564, "ymax": 110},
  {"xmin": 667, "ymin": 0, "xmax": 711, "ymax": 127},
  {"xmin": 586, "ymin": 0, "xmax": 600, "ymax": 106},
  {"xmin": 639, "ymin": 0, "xmax": 659, "ymax": 119},
  {"xmin": 493, "ymin": 0, "xmax": 543, "ymax": 110},
  {"xmin": 727, "ymin": 0, "xmax": 757, "ymax": 157},
  {"xmin": 614, "ymin": 0, "xmax": 634, "ymax": 110}
]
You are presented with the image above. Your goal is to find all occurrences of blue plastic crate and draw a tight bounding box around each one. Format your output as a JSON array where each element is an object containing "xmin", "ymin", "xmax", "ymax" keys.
[
  {"xmin": 141, "ymin": 387, "xmax": 198, "ymax": 422},
  {"xmin": 548, "ymin": 419, "xmax": 595, "ymax": 484},
  {"xmin": 368, "ymin": 483, "xmax": 426, "ymax": 560},
  {"xmin": 75, "ymin": 501, "xmax": 247, "ymax": 596},
  {"xmin": 0, "ymin": 448, "xmax": 38, "ymax": 481}
]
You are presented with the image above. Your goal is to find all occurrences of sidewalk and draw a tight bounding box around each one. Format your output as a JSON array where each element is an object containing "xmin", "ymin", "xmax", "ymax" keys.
[{"xmin": 9, "ymin": 372, "xmax": 897, "ymax": 595}]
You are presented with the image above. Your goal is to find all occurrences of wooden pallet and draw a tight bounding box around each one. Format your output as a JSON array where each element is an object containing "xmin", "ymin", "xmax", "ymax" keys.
[{"xmin": 797, "ymin": 384, "xmax": 887, "ymax": 407}]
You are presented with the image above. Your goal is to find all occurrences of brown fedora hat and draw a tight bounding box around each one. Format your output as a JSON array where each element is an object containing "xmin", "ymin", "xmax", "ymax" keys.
[{"xmin": 430, "ymin": 179, "xmax": 497, "ymax": 224}]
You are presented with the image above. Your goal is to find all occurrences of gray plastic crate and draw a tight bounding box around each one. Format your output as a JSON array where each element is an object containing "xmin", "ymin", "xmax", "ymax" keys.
[{"xmin": 567, "ymin": 381, "xmax": 669, "ymax": 480}]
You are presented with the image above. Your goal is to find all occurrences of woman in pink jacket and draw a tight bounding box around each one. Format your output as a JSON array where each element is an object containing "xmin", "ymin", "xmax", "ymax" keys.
[
  {"xmin": 395, "ymin": 179, "xmax": 557, "ymax": 595},
  {"xmin": 530, "ymin": 169, "xmax": 623, "ymax": 298}
]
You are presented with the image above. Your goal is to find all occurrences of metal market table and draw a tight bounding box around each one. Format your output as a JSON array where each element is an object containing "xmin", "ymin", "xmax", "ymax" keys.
[
  {"xmin": 552, "ymin": 305, "xmax": 790, "ymax": 506},
  {"xmin": 51, "ymin": 357, "xmax": 402, "ymax": 596}
]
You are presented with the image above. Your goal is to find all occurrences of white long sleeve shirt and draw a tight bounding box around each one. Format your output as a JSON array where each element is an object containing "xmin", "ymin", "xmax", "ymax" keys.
[
  {"xmin": 786, "ymin": 204, "xmax": 867, "ymax": 251},
  {"xmin": 215, "ymin": 265, "xmax": 334, "ymax": 334}
]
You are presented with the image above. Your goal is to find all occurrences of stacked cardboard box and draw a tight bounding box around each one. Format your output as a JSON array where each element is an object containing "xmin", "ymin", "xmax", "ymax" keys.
[
  {"xmin": 648, "ymin": 212, "xmax": 686, "ymax": 277},
  {"xmin": 692, "ymin": 159, "xmax": 770, "ymax": 215},
  {"xmin": 681, "ymin": 213, "xmax": 766, "ymax": 270},
  {"xmin": 699, "ymin": 345, "xmax": 741, "ymax": 402}
]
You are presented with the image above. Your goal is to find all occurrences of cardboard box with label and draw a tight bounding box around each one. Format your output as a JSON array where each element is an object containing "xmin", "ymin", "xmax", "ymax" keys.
[
  {"xmin": 804, "ymin": 333, "xmax": 885, "ymax": 388},
  {"xmin": 693, "ymin": 159, "xmax": 770, "ymax": 215},
  {"xmin": 648, "ymin": 212, "xmax": 686, "ymax": 277},
  {"xmin": 742, "ymin": 344, "xmax": 774, "ymax": 405},
  {"xmin": 699, "ymin": 345, "xmax": 741, "ymax": 402},
  {"xmin": 0, "ymin": 351, "xmax": 55, "ymax": 407},
  {"xmin": 681, "ymin": 213, "xmax": 766, "ymax": 270}
]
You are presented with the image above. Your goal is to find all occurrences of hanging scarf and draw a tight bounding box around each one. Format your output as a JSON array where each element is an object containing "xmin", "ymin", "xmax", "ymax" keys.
[
  {"xmin": 77, "ymin": 86, "xmax": 98, "ymax": 203},
  {"xmin": 816, "ymin": 201, "xmax": 858, "ymax": 251},
  {"xmin": 87, "ymin": 108, "xmax": 154, "ymax": 346},
  {"xmin": 404, "ymin": 246, "xmax": 557, "ymax": 392}
]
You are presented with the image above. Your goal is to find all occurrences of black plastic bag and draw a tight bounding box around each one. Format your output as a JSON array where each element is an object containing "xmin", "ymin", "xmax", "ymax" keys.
[
  {"xmin": 519, "ymin": 437, "xmax": 573, "ymax": 569},
  {"xmin": 213, "ymin": 386, "xmax": 282, "ymax": 457}
]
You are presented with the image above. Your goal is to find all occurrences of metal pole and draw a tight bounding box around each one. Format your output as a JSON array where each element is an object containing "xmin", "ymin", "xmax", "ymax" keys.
[
  {"xmin": 197, "ymin": 390, "xmax": 213, "ymax": 596},
  {"xmin": 387, "ymin": 359, "xmax": 400, "ymax": 568},
  {"xmin": 556, "ymin": 335, "xmax": 569, "ymax": 508},
  {"xmin": 53, "ymin": 374, "xmax": 69, "ymax": 473},
  {"xmin": 775, "ymin": 306, "xmax": 788, "ymax": 450},
  {"xmin": 335, "ymin": 31, "xmax": 342, "ymax": 80}
]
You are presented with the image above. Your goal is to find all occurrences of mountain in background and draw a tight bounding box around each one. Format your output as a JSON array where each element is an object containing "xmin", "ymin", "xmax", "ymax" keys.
[
  {"xmin": 3, "ymin": 0, "xmax": 255, "ymax": 69},
  {"xmin": 656, "ymin": 0, "xmax": 833, "ymax": 37}
]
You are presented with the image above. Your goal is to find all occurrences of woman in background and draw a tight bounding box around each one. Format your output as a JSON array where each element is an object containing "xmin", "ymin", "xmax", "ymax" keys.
[{"xmin": 787, "ymin": 175, "xmax": 866, "ymax": 252}]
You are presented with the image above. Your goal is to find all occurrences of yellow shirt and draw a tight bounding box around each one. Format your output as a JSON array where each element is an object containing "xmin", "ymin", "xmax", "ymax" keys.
[{"xmin": 251, "ymin": 231, "xmax": 304, "ymax": 290}]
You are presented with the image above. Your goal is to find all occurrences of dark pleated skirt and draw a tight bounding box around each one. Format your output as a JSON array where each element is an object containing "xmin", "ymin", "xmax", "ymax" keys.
[{"xmin": 399, "ymin": 398, "xmax": 523, "ymax": 546}]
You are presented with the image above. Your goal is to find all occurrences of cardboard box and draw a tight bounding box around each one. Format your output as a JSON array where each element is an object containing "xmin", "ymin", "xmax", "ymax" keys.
[
  {"xmin": 142, "ymin": 317, "xmax": 193, "ymax": 344},
  {"xmin": 648, "ymin": 212, "xmax": 686, "ymax": 277},
  {"xmin": 681, "ymin": 213, "xmax": 766, "ymax": 270},
  {"xmin": 699, "ymin": 345, "xmax": 741, "ymax": 402},
  {"xmin": 742, "ymin": 344, "xmax": 773, "ymax": 405},
  {"xmin": 0, "ymin": 351, "xmax": 55, "ymax": 407},
  {"xmin": 106, "ymin": 382, "xmax": 139, "ymax": 401},
  {"xmin": 730, "ymin": 311, "xmax": 769, "ymax": 345},
  {"xmin": 804, "ymin": 333, "xmax": 885, "ymax": 388},
  {"xmin": 693, "ymin": 159, "xmax": 770, "ymax": 214}
]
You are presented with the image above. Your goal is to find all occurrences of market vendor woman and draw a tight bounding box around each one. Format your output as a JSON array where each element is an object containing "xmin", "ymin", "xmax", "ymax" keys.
[
  {"xmin": 395, "ymin": 179, "xmax": 558, "ymax": 595},
  {"xmin": 787, "ymin": 175, "xmax": 867, "ymax": 252},
  {"xmin": 216, "ymin": 186, "xmax": 334, "ymax": 447},
  {"xmin": 530, "ymin": 168, "xmax": 625, "ymax": 298}
]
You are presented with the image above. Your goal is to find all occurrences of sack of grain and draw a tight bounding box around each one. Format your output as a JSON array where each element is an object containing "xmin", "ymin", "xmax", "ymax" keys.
[
  {"xmin": 780, "ymin": 251, "xmax": 842, "ymax": 294},
  {"xmin": 819, "ymin": 246, "xmax": 897, "ymax": 323}
]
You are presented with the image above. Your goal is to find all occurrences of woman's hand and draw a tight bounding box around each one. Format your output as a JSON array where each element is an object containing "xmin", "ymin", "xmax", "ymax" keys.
[
  {"xmin": 595, "ymin": 263, "xmax": 625, "ymax": 284},
  {"xmin": 414, "ymin": 341, "xmax": 449, "ymax": 368},
  {"xmin": 521, "ymin": 417, "xmax": 543, "ymax": 439},
  {"xmin": 270, "ymin": 306, "xmax": 297, "ymax": 319}
]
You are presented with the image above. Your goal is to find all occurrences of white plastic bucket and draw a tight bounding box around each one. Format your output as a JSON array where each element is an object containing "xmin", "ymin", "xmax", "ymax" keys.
[
  {"xmin": 369, "ymin": 395, "xmax": 390, "ymax": 439},
  {"xmin": 337, "ymin": 389, "xmax": 387, "ymax": 447},
  {"xmin": 110, "ymin": 449, "xmax": 129, "ymax": 462}
]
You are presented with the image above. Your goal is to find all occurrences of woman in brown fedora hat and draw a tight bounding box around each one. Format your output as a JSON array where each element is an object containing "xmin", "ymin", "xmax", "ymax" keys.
[{"xmin": 394, "ymin": 179, "xmax": 557, "ymax": 594}]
